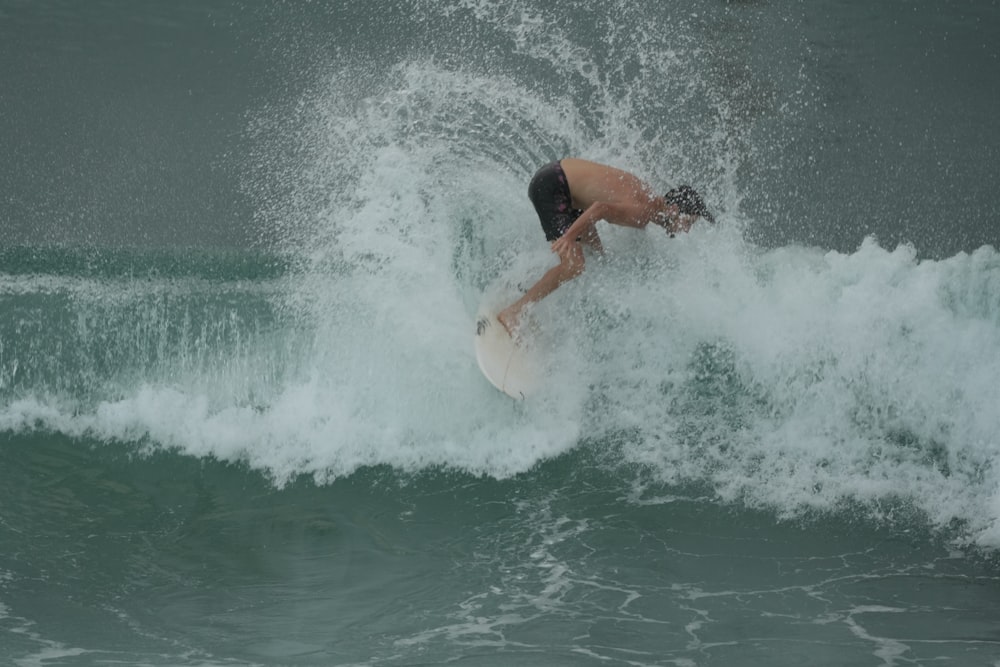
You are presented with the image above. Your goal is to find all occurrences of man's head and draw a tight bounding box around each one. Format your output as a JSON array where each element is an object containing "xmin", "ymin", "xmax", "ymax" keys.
[{"xmin": 663, "ymin": 186, "xmax": 714, "ymax": 223}]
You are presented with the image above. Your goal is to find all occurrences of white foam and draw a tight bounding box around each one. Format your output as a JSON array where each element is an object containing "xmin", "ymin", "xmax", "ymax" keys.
[
  {"xmin": 4, "ymin": 25, "xmax": 1000, "ymax": 548},
  {"xmin": 5, "ymin": 231, "xmax": 999, "ymax": 545}
]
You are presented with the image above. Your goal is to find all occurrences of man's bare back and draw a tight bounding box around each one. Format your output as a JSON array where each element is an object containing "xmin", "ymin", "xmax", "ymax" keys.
[{"xmin": 558, "ymin": 158, "xmax": 658, "ymax": 211}]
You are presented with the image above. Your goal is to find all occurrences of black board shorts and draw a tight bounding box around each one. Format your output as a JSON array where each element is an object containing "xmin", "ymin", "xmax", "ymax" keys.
[{"xmin": 528, "ymin": 161, "xmax": 583, "ymax": 242}]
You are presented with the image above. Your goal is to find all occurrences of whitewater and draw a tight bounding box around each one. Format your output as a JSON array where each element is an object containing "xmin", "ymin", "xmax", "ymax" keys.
[{"xmin": 2, "ymin": 0, "xmax": 999, "ymax": 664}]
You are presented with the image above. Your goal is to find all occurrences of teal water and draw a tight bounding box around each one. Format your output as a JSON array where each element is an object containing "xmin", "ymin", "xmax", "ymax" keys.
[
  {"xmin": 4, "ymin": 428, "xmax": 1000, "ymax": 666},
  {"xmin": 3, "ymin": 241, "xmax": 1000, "ymax": 665},
  {"xmin": 3, "ymin": 0, "xmax": 1000, "ymax": 665}
]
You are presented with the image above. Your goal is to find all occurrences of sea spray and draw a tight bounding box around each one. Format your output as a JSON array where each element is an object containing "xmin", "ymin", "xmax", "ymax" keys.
[{"xmin": 3, "ymin": 0, "xmax": 999, "ymax": 547}]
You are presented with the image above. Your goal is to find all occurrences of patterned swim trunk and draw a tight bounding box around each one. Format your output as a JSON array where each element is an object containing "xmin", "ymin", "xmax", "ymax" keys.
[{"xmin": 528, "ymin": 161, "xmax": 583, "ymax": 242}]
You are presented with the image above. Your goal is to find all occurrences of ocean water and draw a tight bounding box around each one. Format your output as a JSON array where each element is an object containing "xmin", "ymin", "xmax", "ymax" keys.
[{"xmin": 2, "ymin": 1, "xmax": 1000, "ymax": 665}]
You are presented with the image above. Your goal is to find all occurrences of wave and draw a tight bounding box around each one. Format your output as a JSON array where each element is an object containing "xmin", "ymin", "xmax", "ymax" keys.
[
  {"xmin": 3, "ymin": 0, "xmax": 999, "ymax": 549},
  {"xmin": 2, "ymin": 234, "xmax": 999, "ymax": 546}
]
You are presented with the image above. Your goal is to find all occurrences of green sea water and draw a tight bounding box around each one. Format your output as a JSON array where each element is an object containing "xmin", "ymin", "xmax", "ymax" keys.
[
  {"xmin": 3, "ymin": 0, "xmax": 1000, "ymax": 665},
  {"xmin": 3, "ymin": 239, "xmax": 1000, "ymax": 665},
  {"xmin": 4, "ymin": 422, "xmax": 1000, "ymax": 666}
]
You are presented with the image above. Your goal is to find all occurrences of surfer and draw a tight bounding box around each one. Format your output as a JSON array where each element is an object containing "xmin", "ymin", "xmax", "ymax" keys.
[{"xmin": 497, "ymin": 158, "xmax": 713, "ymax": 335}]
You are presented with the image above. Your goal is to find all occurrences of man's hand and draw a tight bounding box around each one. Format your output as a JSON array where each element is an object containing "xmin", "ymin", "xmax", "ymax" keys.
[{"xmin": 551, "ymin": 234, "xmax": 573, "ymax": 257}]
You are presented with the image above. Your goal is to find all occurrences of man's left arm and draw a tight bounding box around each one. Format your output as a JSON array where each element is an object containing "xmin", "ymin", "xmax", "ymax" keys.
[{"xmin": 551, "ymin": 201, "xmax": 652, "ymax": 255}]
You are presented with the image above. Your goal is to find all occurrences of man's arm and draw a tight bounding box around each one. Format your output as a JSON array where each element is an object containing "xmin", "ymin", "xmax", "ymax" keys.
[
  {"xmin": 497, "ymin": 241, "xmax": 586, "ymax": 336},
  {"xmin": 551, "ymin": 201, "xmax": 653, "ymax": 255}
]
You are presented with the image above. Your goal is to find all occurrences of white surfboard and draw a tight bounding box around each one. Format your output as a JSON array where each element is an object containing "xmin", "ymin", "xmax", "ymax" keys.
[{"xmin": 474, "ymin": 312, "xmax": 540, "ymax": 400}]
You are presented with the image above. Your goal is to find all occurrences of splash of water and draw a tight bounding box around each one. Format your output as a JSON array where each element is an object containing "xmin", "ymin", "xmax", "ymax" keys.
[{"xmin": 3, "ymin": 0, "xmax": 1000, "ymax": 548}]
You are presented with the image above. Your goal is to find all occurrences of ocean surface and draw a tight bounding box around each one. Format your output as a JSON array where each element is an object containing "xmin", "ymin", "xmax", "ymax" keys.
[{"xmin": 2, "ymin": 1, "xmax": 1000, "ymax": 665}]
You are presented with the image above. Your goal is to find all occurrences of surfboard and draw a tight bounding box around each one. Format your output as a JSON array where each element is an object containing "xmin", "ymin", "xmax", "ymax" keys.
[{"xmin": 474, "ymin": 312, "xmax": 540, "ymax": 400}]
